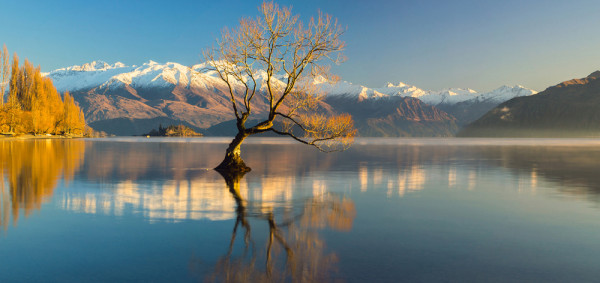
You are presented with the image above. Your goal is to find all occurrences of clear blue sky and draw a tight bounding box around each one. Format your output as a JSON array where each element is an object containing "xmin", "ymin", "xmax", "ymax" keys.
[{"xmin": 1, "ymin": 0, "xmax": 599, "ymax": 92}]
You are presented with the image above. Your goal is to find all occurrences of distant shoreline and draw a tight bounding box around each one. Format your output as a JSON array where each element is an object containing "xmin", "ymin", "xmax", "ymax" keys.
[{"xmin": 0, "ymin": 134, "xmax": 85, "ymax": 140}]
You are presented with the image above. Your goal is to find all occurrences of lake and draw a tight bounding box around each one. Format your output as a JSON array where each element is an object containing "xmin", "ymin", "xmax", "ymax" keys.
[{"xmin": 2, "ymin": 137, "xmax": 600, "ymax": 282}]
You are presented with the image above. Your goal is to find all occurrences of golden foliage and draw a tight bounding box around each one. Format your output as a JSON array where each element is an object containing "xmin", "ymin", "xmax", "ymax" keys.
[
  {"xmin": 0, "ymin": 140, "xmax": 86, "ymax": 231},
  {"xmin": 60, "ymin": 91, "xmax": 86, "ymax": 135},
  {"xmin": 0, "ymin": 47, "xmax": 86, "ymax": 136},
  {"xmin": 0, "ymin": 44, "xmax": 9, "ymax": 106},
  {"xmin": 301, "ymin": 195, "xmax": 356, "ymax": 232},
  {"xmin": 206, "ymin": 171, "xmax": 356, "ymax": 283},
  {"xmin": 147, "ymin": 124, "xmax": 203, "ymax": 137},
  {"xmin": 204, "ymin": 1, "xmax": 354, "ymax": 157},
  {"xmin": 165, "ymin": 125, "xmax": 201, "ymax": 136},
  {"xmin": 281, "ymin": 112, "xmax": 356, "ymax": 152}
]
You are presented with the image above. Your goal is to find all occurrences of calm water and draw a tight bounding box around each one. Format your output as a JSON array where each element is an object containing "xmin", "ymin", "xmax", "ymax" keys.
[{"xmin": 2, "ymin": 137, "xmax": 600, "ymax": 282}]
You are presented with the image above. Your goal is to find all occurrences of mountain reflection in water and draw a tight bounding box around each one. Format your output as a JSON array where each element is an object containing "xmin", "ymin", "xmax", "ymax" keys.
[
  {"xmin": 2, "ymin": 138, "xmax": 600, "ymax": 282},
  {"xmin": 62, "ymin": 140, "xmax": 349, "ymax": 223},
  {"xmin": 3, "ymin": 139, "xmax": 600, "ymax": 228}
]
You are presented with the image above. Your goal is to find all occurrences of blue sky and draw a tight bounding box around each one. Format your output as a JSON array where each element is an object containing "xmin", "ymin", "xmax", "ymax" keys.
[{"xmin": 1, "ymin": 0, "xmax": 599, "ymax": 92}]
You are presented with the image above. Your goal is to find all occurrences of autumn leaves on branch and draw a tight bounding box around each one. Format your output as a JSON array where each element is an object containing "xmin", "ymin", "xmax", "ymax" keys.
[
  {"xmin": 0, "ymin": 45, "xmax": 86, "ymax": 136},
  {"xmin": 205, "ymin": 1, "xmax": 355, "ymax": 155}
]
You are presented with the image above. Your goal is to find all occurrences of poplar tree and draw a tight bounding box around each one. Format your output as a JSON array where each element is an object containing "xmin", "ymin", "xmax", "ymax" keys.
[
  {"xmin": 1, "ymin": 50, "xmax": 86, "ymax": 135},
  {"xmin": 44, "ymin": 77, "xmax": 64, "ymax": 133},
  {"xmin": 0, "ymin": 45, "xmax": 9, "ymax": 106},
  {"xmin": 31, "ymin": 70, "xmax": 49, "ymax": 134},
  {"xmin": 8, "ymin": 54, "xmax": 19, "ymax": 108},
  {"xmin": 17, "ymin": 59, "xmax": 36, "ymax": 111},
  {"xmin": 60, "ymin": 91, "xmax": 85, "ymax": 135},
  {"xmin": 5, "ymin": 54, "xmax": 22, "ymax": 133}
]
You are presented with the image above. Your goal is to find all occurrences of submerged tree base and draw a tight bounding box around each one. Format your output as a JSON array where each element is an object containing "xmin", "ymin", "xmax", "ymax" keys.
[
  {"xmin": 214, "ymin": 155, "xmax": 251, "ymax": 176},
  {"xmin": 215, "ymin": 132, "xmax": 251, "ymax": 174}
]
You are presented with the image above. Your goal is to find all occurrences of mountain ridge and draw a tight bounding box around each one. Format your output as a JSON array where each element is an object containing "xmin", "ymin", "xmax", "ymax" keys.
[
  {"xmin": 46, "ymin": 60, "xmax": 537, "ymax": 105},
  {"xmin": 44, "ymin": 60, "xmax": 537, "ymax": 136},
  {"xmin": 459, "ymin": 71, "xmax": 600, "ymax": 137}
]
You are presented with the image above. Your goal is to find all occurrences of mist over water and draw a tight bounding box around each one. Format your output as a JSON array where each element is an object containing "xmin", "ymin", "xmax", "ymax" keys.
[{"xmin": 2, "ymin": 138, "xmax": 600, "ymax": 282}]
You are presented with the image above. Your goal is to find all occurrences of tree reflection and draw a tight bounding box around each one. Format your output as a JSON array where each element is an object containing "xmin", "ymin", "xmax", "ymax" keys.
[
  {"xmin": 203, "ymin": 171, "xmax": 355, "ymax": 283},
  {"xmin": 0, "ymin": 140, "xmax": 85, "ymax": 230}
]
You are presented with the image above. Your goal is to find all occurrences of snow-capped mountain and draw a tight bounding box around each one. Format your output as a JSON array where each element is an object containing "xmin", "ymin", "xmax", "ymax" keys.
[
  {"xmin": 47, "ymin": 60, "xmax": 536, "ymax": 106},
  {"xmin": 313, "ymin": 78, "xmax": 537, "ymax": 127},
  {"xmin": 315, "ymin": 79, "xmax": 537, "ymax": 106},
  {"xmin": 44, "ymin": 61, "xmax": 133, "ymax": 91},
  {"xmin": 46, "ymin": 60, "xmax": 217, "ymax": 92},
  {"xmin": 459, "ymin": 71, "xmax": 600, "ymax": 137},
  {"xmin": 45, "ymin": 60, "xmax": 256, "ymax": 133},
  {"xmin": 43, "ymin": 60, "xmax": 536, "ymax": 136}
]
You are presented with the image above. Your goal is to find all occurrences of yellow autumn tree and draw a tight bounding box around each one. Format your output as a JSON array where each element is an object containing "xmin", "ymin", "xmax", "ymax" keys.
[
  {"xmin": 45, "ymin": 77, "xmax": 65, "ymax": 133},
  {"xmin": 2, "ymin": 53, "xmax": 22, "ymax": 133},
  {"xmin": 0, "ymin": 47, "xmax": 86, "ymax": 136},
  {"xmin": 31, "ymin": 71, "xmax": 51, "ymax": 134},
  {"xmin": 60, "ymin": 91, "xmax": 85, "ymax": 135},
  {"xmin": 0, "ymin": 44, "xmax": 9, "ymax": 106}
]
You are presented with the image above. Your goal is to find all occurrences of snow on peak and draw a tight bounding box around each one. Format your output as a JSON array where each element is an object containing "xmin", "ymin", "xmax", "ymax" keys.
[
  {"xmin": 79, "ymin": 61, "xmax": 109, "ymax": 71},
  {"xmin": 319, "ymin": 79, "xmax": 536, "ymax": 105},
  {"xmin": 386, "ymin": 82, "xmax": 408, "ymax": 88},
  {"xmin": 474, "ymin": 85, "xmax": 537, "ymax": 103},
  {"xmin": 144, "ymin": 60, "xmax": 159, "ymax": 66},
  {"xmin": 45, "ymin": 60, "xmax": 233, "ymax": 92},
  {"xmin": 55, "ymin": 61, "xmax": 129, "ymax": 72},
  {"xmin": 493, "ymin": 85, "xmax": 536, "ymax": 95},
  {"xmin": 43, "ymin": 59, "xmax": 537, "ymax": 107},
  {"xmin": 491, "ymin": 85, "xmax": 525, "ymax": 93},
  {"xmin": 45, "ymin": 61, "xmax": 135, "ymax": 92},
  {"xmin": 313, "ymin": 75, "xmax": 330, "ymax": 85},
  {"xmin": 100, "ymin": 61, "xmax": 197, "ymax": 88},
  {"xmin": 496, "ymin": 85, "xmax": 513, "ymax": 90}
]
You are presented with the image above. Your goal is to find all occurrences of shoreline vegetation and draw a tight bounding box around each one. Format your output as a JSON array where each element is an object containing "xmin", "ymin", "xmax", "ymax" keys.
[
  {"xmin": 0, "ymin": 133, "xmax": 84, "ymax": 140},
  {"xmin": 0, "ymin": 45, "xmax": 92, "ymax": 138},
  {"xmin": 143, "ymin": 124, "xmax": 203, "ymax": 137}
]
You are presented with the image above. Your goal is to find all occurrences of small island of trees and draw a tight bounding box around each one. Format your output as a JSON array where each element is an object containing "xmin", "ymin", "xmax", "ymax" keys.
[
  {"xmin": 145, "ymin": 124, "xmax": 203, "ymax": 137},
  {"xmin": 0, "ymin": 45, "xmax": 86, "ymax": 137}
]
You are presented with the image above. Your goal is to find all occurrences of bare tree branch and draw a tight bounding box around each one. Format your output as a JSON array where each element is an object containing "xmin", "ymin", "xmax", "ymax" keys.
[{"xmin": 204, "ymin": 1, "xmax": 355, "ymax": 170}]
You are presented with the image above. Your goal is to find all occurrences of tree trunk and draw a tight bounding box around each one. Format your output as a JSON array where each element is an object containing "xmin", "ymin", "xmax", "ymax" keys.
[{"xmin": 215, "ymin": 131, "xmax": 251, "ymax": 173}]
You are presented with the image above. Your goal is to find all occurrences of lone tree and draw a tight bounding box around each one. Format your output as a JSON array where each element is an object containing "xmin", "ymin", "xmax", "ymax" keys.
[{"xmin": 204, "ymin": 1, "xmax": 356, "ymax": 173}]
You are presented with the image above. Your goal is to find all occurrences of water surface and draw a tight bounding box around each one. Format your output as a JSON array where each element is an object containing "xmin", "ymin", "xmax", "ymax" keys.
[{"xmin": 2, "ymin": 137, "xmax": 600, "ymax": 282}]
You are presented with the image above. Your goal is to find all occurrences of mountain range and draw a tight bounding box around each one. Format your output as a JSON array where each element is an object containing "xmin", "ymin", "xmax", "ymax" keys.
[
  {"xmin": 459, "ymin": 71, "xmax": 600, "ymax": 137},
  {"xmin": 44, "ymin": 60, "xmax": 537, "ymax": 136}
]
